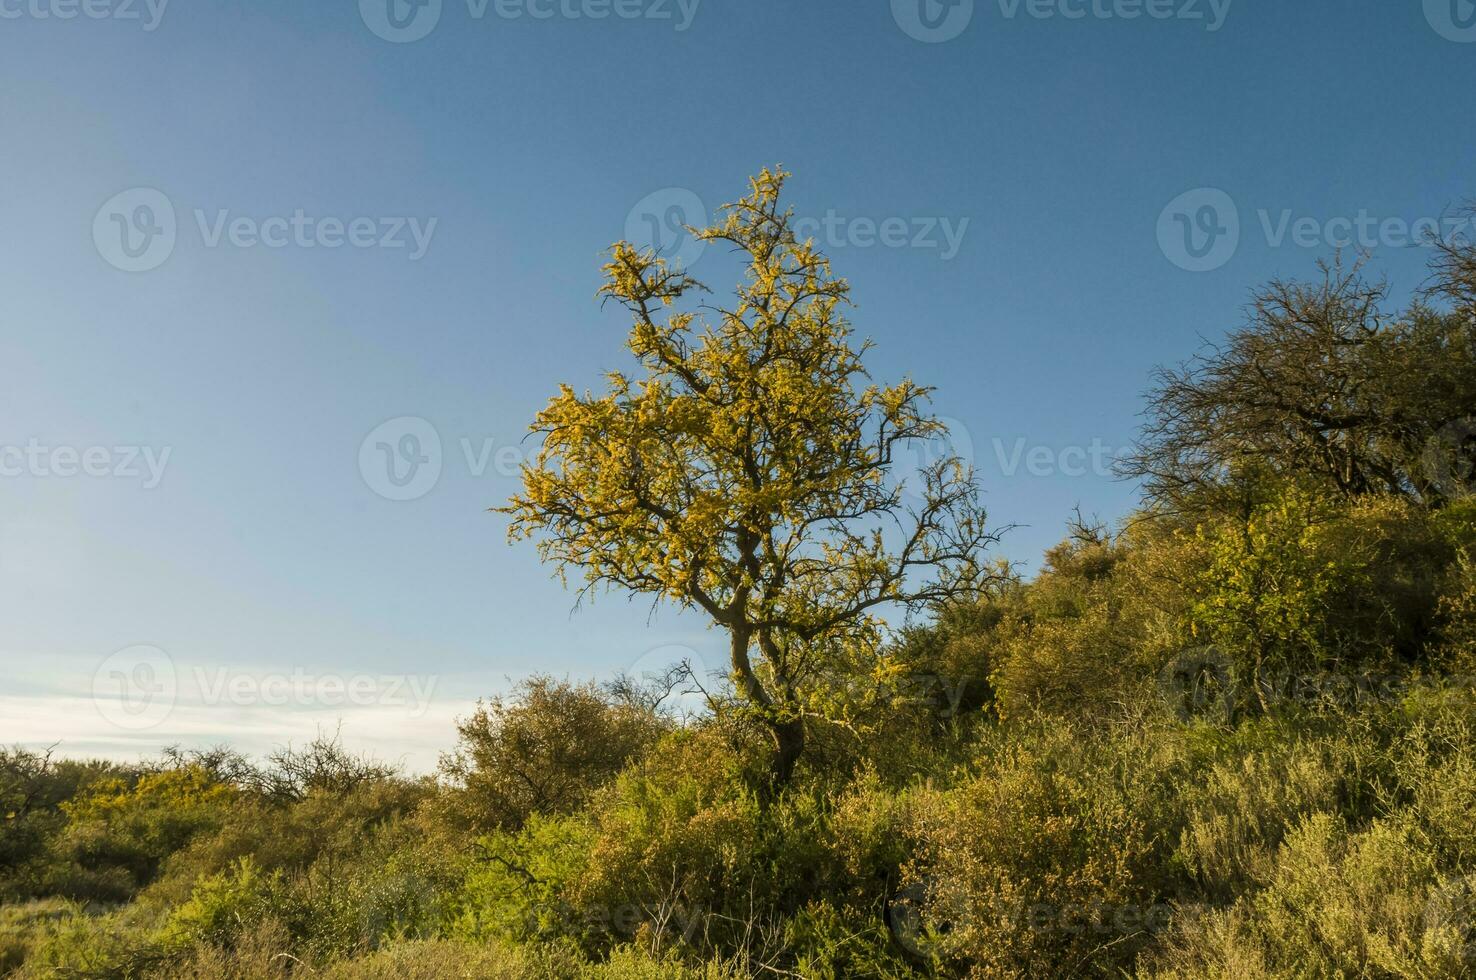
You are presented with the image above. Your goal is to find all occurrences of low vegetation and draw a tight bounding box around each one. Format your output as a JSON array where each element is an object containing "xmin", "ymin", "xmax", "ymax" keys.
[{"xmin": 4, "ymin": 173, "xmax": 1474, "ymax": 977}]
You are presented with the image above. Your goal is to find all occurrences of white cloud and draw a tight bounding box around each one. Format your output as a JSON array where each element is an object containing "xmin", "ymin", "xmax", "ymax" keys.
[{"xmin": 0, "ymin": 692, "xmax": 478, "ymax": 774}]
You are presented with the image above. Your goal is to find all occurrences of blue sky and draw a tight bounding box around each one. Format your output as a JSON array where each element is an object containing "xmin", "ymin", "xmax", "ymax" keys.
[{"xmin": 2, "ymin": 0, "xmax": 1472, "ymax": 768}]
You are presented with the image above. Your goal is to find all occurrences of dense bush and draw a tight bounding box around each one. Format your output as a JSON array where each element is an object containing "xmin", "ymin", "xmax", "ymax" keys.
[
  {"xmin": 3, "ymin": 666, "xmax": 1475, "ymax": 978},
  {"xmin": 9, "ymin": 484, "xmax": 1476, "ymax": 978},
  {"xmin": 436, "ymin": 677, "xmax": 666, "ymax": 833}
]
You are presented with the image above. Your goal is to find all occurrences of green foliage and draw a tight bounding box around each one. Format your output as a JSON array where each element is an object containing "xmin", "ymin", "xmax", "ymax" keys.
[
  {"xmin": 9, "ymin": 683, "xmax": 1476, "ymax": 978},
  {"xmin": 453, "ymin": 726, "xmax": 771, "ymax": 957},
  {"xmin": 1437, "ymin": 549, "xmax": 1476, "ymax": 674},
  {"xmin": 436, "ymin": 676, "xmax": 665, "ymax": 833},
  {"xmin": 1, "ymin": 748, "xmax": 126, "ymax": 902},
  {"xmin": 983, "ymin": 518, "xmax": 1184, "ymax": 719},
  {"xmin": 1169, "ymin": 728, "xmax": 1346, "ymax": 901},
  {"xmin": 7, "ymin": 183, "xmax": 1476, "ymax": 979},
  {"xmin": 48, "ymin": 765, "xmax": 238, "ymax": 903},
  {"xmin": 1186, "ymin": 482, "xmax": 1354, "ymax": 704},
  {"xmin": 1143, "ymin": 814, "xmax": 1469, "ymax": 979},
  {"xmin": 0, "ymin": 899, "xmax": 79, "ymax": 975},
  {"xmin": 160, "ymin": 857, "xmax": 279, "ymax": 950},
  {"xmin": 903, "ymin": 719, "xmax": 1186, "ymax": 978}
]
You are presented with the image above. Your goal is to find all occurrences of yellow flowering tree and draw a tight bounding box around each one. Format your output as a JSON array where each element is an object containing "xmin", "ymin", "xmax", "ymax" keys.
[{"xmin": 503, "ymin": 169, "xmax": 998, "ymax": 787}]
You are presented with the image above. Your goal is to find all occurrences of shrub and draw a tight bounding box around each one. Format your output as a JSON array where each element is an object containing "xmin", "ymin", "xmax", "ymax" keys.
[
  {"xmin": 453, "ymin": 726, "xmax": 762, "ymax": 958},
  {"xmin": 49, "ymin": 766, "xmax": 238, "ymax": 902},
  {"xmin": 903, "ymin": 720, "xmax": 1186, "ymax": 978},
  {"xmin": 0, "ymin": 748, "xmax": 130, "ymax": 902},
  {"xmin": 1142, "ymin": 813, "xmax": 1470, "ymax": 979},
  {"xmin": 1170, "ymin": 724, "xmax": 1348, "ymax": 901},
  {"xmin": 437, "ymin": 677, "xmax": 666, "ymax": 833}
]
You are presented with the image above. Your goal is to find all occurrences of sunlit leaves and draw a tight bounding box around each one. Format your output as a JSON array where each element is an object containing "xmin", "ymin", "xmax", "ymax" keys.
[{"xmin": 502, "ymin": 170, "xmax": 997, "ymax": 769}]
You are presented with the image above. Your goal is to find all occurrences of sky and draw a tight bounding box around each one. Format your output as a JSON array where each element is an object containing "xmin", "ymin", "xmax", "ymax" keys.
[{"xmin": 2, "ymin": 0, "xmax": 1473, "ymax": 770}]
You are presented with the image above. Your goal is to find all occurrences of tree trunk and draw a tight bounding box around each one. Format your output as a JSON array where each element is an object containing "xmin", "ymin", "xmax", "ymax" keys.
[
  {"xmin": 726, "ymin": 624, "xmax": 805, "ymax": 795},
  {"xmin": 765, "ymin": 716, "xmax": 805, "ymax": 790}
]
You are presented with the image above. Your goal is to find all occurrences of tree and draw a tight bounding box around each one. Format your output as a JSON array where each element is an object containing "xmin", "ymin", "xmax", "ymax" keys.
[
  {"xmin": 1124, "ymin": 242, "xmax": 1476, "ymax": 513},
  {"xmin": 260, "ymin": 732, "xmax": 399, "ymax": 804},
  {"xmin": 502, "ymin": 168, "xmax": 998, "ymax": 788}
]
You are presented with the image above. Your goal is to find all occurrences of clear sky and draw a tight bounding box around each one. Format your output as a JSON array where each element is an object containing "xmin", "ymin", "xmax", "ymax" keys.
[{"xmin": 2, "ymin": 0, "xmax": 1472, "ymax": 769}]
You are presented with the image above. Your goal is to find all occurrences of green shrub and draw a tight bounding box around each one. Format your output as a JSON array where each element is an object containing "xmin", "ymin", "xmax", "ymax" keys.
[
  {"xmin": 49, "ymin": 766, "xmax": 238, "ymax": 903},
  {"xmin": 903, "ymin": 719, "xmax": 1186, "ymax": 978},
  {"xmin": 436, "ymin": 677, "xmax": 666, "ymax": 834},
  {"xmin": 1171, "ymin": 726, "xmax": 1348, "ymax": 900},
  {"xmin": 1143, "ymin": 813, "xmax": 1473, "ymax": 979}
]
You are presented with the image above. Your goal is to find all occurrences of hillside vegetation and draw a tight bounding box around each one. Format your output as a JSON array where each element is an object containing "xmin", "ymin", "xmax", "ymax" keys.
[{"xmin": 4, "ymin": 175, "xmax": 1476, "ymax": 978}]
